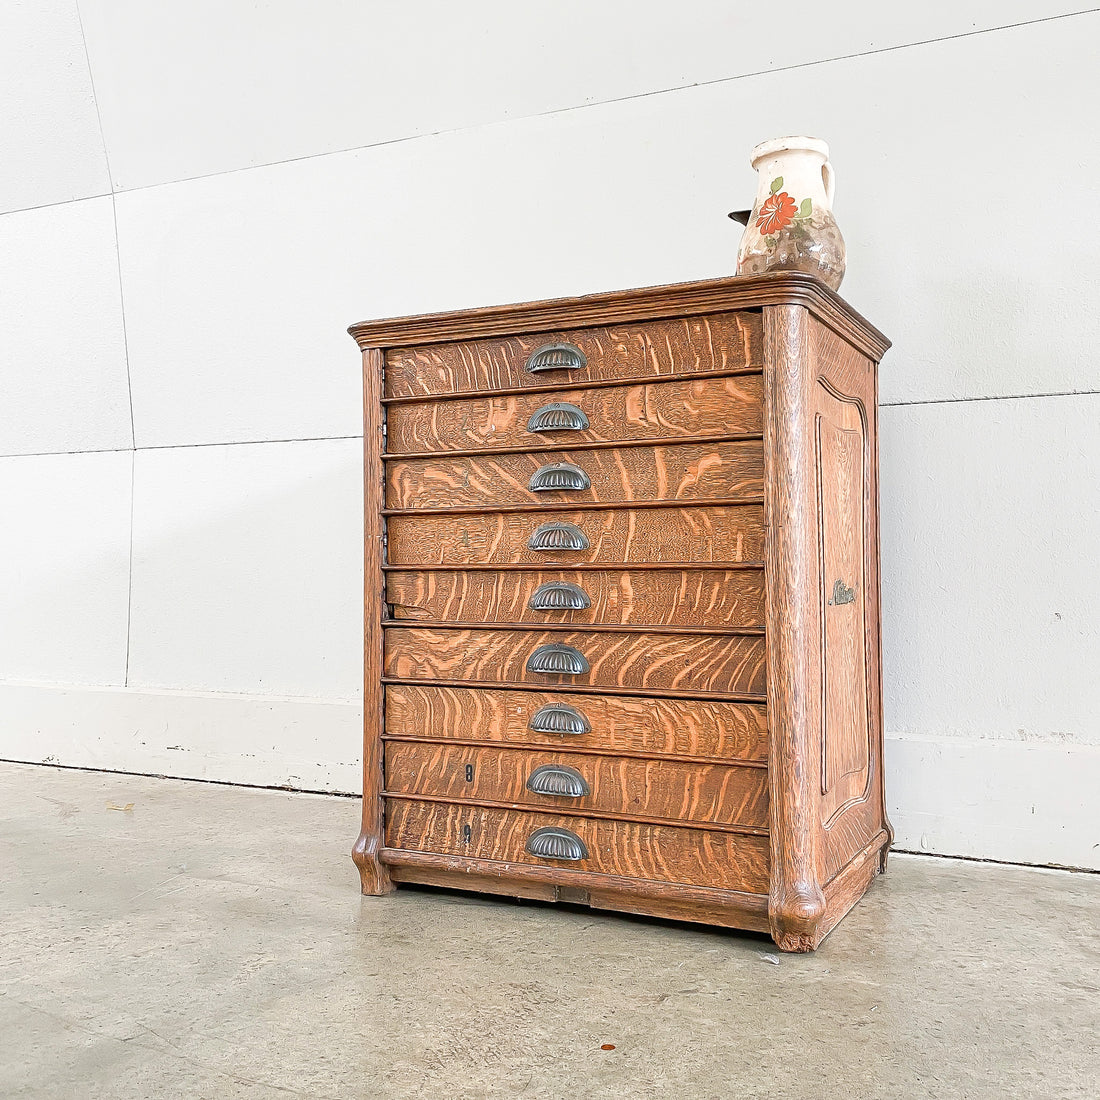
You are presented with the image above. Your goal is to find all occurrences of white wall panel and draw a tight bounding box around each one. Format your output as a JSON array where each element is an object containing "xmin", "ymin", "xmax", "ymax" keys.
[
  {"xmin": 115, "ymin": 102, "xmax": 729, "ymax": 447},
  {"xmin": 880, "ymin": 394, "xmax": 1100, "ymax": 745},
  {"xmin": 0, "ymin": 451, "xmax": 131, "ymax": 687},
  {"xmin": 119, "ymin": 12, "xmax": 1098, "ymax": 449},
  {"xmin": 0, "ymin": 0, "xmax": 110, "ymax": 213},
  {"xmin": 0, "ymin": 683, "xmax": 360, "ymax": 793},
  {"xmin": 79, "ymin": 0, "xmax": 1080, "ymax": 191},
  {"xmin": 128, "ymin": 439, "xmax": 363, "ymax": 700},
  {"xmin": 0, "ymin": 198, "xmax": 133, "ymax": 456},
  {"xmin": 887, "ymin": 735, "xmax": 1098, "ymax": 870}
]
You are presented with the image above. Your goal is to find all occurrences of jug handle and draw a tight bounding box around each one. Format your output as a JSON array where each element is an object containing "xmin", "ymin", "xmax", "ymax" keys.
[{"xmin": 822, "ymin": 160, "xmax": 836, "ymax": 205}]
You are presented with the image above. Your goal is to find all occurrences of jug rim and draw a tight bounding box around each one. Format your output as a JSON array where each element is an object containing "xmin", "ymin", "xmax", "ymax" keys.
[{"xmin": 750, "ymin": 135, "xmax": 830, "ymax": 166}]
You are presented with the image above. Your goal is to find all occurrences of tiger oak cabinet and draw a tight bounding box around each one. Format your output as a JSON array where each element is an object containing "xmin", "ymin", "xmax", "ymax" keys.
[{"xmin": 349, "ymin": 272, "xmax": 892, "ymax": 952}]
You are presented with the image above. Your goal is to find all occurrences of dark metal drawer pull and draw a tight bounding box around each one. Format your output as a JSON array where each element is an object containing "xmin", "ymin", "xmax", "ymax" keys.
[
  {"xmin": 525, "ymin": 826, "xmax": 588, "ymax": 861},
  {"xmin": 525, "ymin": 343, "xmax": 587, "ymax": 374},
  {"xmin": 528, "ymin": 523, "xmax": 589, "ymax": 552},
  {"xmin": 526, "ymin": 644, "xmax": 590, "ymax": 675},
  {"xmin": 526, "ymin": 402, "xmax": 590, "ymax": 433},
  {"xmin": 526, "ymin": 764, "xmax": 590, "ymax": 799},
  {"xmin": 528, "ymin": 703, "xmax": 591, "ymax": 735},
  {"xmin": 529, "ymin": 582, "xmax": 591, "ymax": 611},
  {"xmin": 528, "ymin": 462, "xmax": 590, "ymax": 492}
]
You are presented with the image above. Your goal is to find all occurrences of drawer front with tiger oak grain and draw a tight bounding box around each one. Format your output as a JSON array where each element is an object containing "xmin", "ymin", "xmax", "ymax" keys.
[
  {"xmin": 384, "ymin": 685, "xmax": 769, "ymax": 763},
  {"xmin": 383, "ymin": 313, "xmax": 763, "ymax": 399},
  {"xmin": 384, "ymin": 741, "xmax": 769, "ymax": 828},
  {"xmin": 385, "ymin": 568, "xmax": 765, "ymax": 629},
  {"xmin": 383, "ymin": 800, "xmax": 770, "ymax": 893},
  {"xmin": 385, "ymin": 374, "xmax": 763, "ymax": 454},
  {"xmin": 385, "ymin": 439, "xmax": 763, "ymax": 511},
  {"xmin": 383, "ymin": 627, "xmax": 766, "ymax": 696},
  {"xmin": 385, "ymin": 504, "xmax": 765, "ymax": 566}
]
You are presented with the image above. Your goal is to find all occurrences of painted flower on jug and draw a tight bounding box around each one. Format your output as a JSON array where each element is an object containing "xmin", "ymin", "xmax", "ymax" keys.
[
  {"xmin": 756, "ymin": 190, "xmax": 799, "ymax": 234},
  {"xmin": 753, "ymin": 176, "xmax": 815, "ymax": 246}
]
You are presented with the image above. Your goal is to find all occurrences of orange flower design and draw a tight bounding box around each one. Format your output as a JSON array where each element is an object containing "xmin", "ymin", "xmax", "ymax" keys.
[{"xmin": 755, "ymin": 191, "xmax": 798, "ymax": 235}]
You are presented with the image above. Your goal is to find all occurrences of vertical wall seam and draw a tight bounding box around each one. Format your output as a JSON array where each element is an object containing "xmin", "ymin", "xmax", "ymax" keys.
[{"xmin": 75, "ymin": 0, "xmax": 137, "ymax": 687}]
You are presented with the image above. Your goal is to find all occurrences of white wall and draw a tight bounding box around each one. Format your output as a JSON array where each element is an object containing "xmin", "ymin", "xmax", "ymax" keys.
[{"xmin": 2, "ymin": 2, "xmax": 1097, "ymax": 870}]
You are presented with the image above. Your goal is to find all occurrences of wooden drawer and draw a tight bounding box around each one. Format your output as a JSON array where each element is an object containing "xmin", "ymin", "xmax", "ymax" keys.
[
  {"xmin": 384, "ymin": 741, "xmax": 769, "ymax": 829},
  {"xmin": 383, "ymin": 799, "xmax": 770, "ymax": 893},
  {"xmin": 383, "ymin": 312, "xmax": 763, "ymax": 399},
  {"xmin": 385, "ymin": 504, "xmax": 764, "ymax": 567},
  {"xmin": 386, "ymin": 567, "xmax": 765, "ymax": 629},
  {"xmin": 385, "ymin": 374, "xmax": 763, "ymax": 454},
  {"xmin": 385, "ymin": 439, "xmax": 763, "ymax": 511},
  {"xmin": 383, "ymin": 627, "xmax": 766, "ymax": 697},
  {"xmin": 385, "ymin": 686, "xmax": 769, "ymax": 763}
]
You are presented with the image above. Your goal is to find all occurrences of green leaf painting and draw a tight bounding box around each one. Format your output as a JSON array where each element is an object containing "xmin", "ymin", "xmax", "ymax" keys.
[
  {"xmin": 770, "ymin": 177, "xmax": 783, "ymax": 194},
  {"xmin": 799, "ymin": 197, "xmax": 813, "ymax": 217}
]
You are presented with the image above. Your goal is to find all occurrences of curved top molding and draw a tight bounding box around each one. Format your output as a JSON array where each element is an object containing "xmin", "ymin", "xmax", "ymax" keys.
[{"xmin": 348, "ymin": 272, "xmax": 890, "ymax": 362}]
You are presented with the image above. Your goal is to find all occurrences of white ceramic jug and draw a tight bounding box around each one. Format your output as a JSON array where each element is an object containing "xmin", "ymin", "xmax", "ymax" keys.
[{"xmin": 736, "ymin": 136, "xmax": 846, "ymax": 289}]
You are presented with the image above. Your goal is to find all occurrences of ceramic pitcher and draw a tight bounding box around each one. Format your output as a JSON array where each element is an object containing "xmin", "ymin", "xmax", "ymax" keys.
[{"xmin": 736, "ymin": 136, "xmax": 846, "ymax": 289}]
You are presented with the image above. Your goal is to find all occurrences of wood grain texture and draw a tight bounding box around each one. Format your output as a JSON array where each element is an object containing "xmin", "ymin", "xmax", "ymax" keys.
[
  {"xmin": 352, "ymin": 348, "xmax": 393, "ymax": 896},
  {"xmin": 384, "ymin": 685, "xmax": 769, "ymax": 763},
  {"xmin": 385, "ymin": 373, "xmax": 763, "ymax": 454},
  {"xmin": 385, "ymin": 439, "xmax": 763, "ymax": 510},
  {"xmin": 384, "ymin": 627, "xmax": 767, "ymax": 696},
  {"xmin": 384, "ymin": 799, "xmax": 770, "ymax": 893},
  {"xmin": 388, "ymin": 865, "xmax": 561, "ymax": 902},
  {"xmin": 809, "ymin": 316, "xmax": 892, "ymax": 882},
  {"xmin": 816, "ymin": 378, "xmax": 869, "ymax": 811},
  {"xmin": 354, "ymin": 275, "xmax": 890, "ymax": 949},
  {"xmin": 349, "ymin": 271, "xmax": 890, "ymax": 362},
  {"xmin": 584, "ymin": 889, "xmax": 771, "ymax": 932},
  {"xmin": 385, "ymin": 567, "xmax": 765, "ymax": 628},
  {"xmin": 382, "ymin": 313, "xmax": 762, "ymax": 399},
  {"xmin": 384, "ymin": 858, "xmax": 770, "ymax": 931},
  {"xmin": 763, "ymin": 304, "xmax": 826, "ymax": 947},
  {"xmin": 384, "ymin": 741, "xmax": 769, "ymax": 828},
  {"xmin": 386, "ymin": 504, "xmax": 765, "ymax": 566}
]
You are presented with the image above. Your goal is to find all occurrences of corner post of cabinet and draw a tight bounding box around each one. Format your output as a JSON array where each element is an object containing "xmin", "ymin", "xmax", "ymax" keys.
[
  {"xmin": 353, "ymin": 345, "xmax": 394, "ymax": 895},
  {"xmin": 763, "ymin": 304, "xmax": 826, "ymax": 951}
]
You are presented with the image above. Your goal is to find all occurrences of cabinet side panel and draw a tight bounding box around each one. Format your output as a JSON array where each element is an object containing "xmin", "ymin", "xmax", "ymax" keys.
[
  {"xmin": 808, "ymin": 319, "xmax": 891, "ymax": 883},
  {"xmin": 816, "ymin": 389, "xmax": 869, "ymax": 810}
]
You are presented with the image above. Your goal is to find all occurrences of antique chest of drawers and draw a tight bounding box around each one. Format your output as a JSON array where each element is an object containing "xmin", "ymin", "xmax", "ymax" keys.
[{"xmin": 349, "ymin": 273, "xmax": 892, "ymax": 951}]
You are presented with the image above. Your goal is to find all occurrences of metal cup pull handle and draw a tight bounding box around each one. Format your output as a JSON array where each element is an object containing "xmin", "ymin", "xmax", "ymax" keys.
[
  {"xmin": 526, "ymin": 402, "xmax": 590, "ymax": 433},
  {"xmin": 528, "ymin": 523, "xmax": 589, "ymax": 552},
  {"xmin": 527, "ymin": 703, "xmax": 591, "ymax": 735},
  {"xmin": 526, "ymin": 644, "xmax": 589, "ymax": 676},
  {"xmin": 525, "ymin": 343, "xmax": 587, "ymax": 374},
  {"xmin": 528, "ymin": 462, "xmax": 590, "ymax": 492},
  {"xmin": 526, "ymin": 764, "xmax": 590, "ymax": 799},
  {"xmin": 528, "ymin": 582, "xmax": 591, "ymax": 611},
  {"xmin": 525, "ymin": 826, "xmax": 588, "ymax": 861}
]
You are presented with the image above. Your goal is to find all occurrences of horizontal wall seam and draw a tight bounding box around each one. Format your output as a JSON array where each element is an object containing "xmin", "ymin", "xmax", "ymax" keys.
[
  {"xmin": 6, "ymin": 383, "xmax": 1100, "ymax": 462},
  {"xmin": 881, "ymin": 389, "xmax": 1100, "ymax": 409},
  {"xmin": 0, "ymin": 435, "xmax": 364, "ymax": 460},
  {"xmin": 0, "ymin": 192, "xmax": 113, "ymax": 220},
  {"xmin": 2, "ymin": 6, "xmax": 1091, "ymax": 211}
]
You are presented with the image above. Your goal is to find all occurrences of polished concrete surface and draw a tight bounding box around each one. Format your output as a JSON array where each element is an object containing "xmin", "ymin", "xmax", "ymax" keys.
[{"xmin": 1, "ymin": 762, "xmax": 1097, "ymax": 1099}]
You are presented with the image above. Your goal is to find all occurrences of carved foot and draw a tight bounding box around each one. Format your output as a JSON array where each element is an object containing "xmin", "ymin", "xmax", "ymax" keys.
[
  {"xmin": 769, "ymin": 881, "xmax": 826, "ymax": 953},
  {"xmin": 772, "ymin": 930, "xmax": 820, "ymax": 953},
  {"xmin": 352, "ymin": 828, "xmax": 394, "ymax": 896}
]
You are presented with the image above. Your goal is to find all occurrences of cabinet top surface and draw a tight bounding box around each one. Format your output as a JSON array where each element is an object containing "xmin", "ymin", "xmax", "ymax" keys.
[{"xmin": 348, "ymin": 272, "xmax": 890, "ymax": 360}]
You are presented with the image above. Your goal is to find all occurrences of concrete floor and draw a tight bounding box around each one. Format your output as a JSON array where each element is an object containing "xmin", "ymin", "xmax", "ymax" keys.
[{"xmin": 1, "ymin": 764, "xmax": 1097, "ymax": 1100}]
